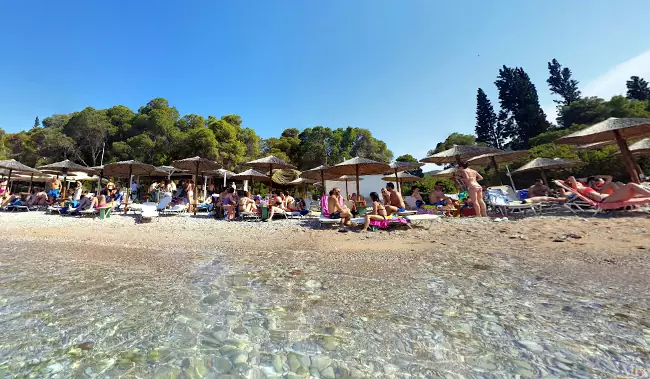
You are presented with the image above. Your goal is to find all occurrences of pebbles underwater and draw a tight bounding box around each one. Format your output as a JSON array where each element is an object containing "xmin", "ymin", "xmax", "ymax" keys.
[{"xmin": 1, "ymin": 226, "xmax": 650, "ymax": 377}]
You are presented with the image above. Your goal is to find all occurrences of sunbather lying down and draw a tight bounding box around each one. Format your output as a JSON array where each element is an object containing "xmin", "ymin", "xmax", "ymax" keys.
[
  {"xmin": 522, "ymin": 196, "xmax": 567, "ymax": 204},
  {"xmin": 567, "ymin": 176, "xmax": 650, "ymax": 203}
]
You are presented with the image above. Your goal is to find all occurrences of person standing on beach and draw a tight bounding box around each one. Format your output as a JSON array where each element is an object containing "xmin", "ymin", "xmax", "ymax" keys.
[
  {"xmin": 48, "ymin": 176, "xmax": 62, "ymax": 200},
  {"xmin": 458, "ymin": 162, "xmax": 487, "ymax": 217}
]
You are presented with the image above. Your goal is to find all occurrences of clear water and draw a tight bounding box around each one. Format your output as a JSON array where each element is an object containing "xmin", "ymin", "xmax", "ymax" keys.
[{"xmin": 1, "ymin": 244, "xmax": 649, "ymax": 378}]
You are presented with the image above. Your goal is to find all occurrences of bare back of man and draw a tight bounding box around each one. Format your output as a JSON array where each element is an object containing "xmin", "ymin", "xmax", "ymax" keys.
[{"xmin": 327, "ymin": 194, "xmax": 351, "ymax": 224}]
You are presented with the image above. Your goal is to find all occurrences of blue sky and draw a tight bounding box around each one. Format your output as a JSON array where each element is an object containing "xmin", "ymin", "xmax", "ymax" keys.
[{"xmin": 1, "ymin": 0, "xmax": 650, "ymax": 164}]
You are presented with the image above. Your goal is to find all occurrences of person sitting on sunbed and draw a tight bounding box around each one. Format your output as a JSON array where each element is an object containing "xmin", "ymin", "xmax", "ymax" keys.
[
  {"xmin": 362, "ymin": 191, "xmax": 388, "ymax": 232},
  {"xmin": 238, "ymin": 191, "xmax": 258, "ymax": 214},
  {"xmin": 0, "ymin": 180, "xmax": 7, "ymax": 195},
  {"xmin": 585, "ymin": 175, "xmax": 627, "ymax": 195},
  {"xmin": 222, "ymin": 187, "xmax": 237, "ymax": 220},
  {"xmin": 385, "ymin": 182, "xmax": 406, "ymax": 216},
  {"xmin": 567, "ymin": 176, "xmax": 650, "ymax": 203},
  {"xmin": 380, "ymin": 188, "xmax": 390, "ymax": 205},
  {"xmin": 1, "ymin": 193, "xmax": 16, "ymax": 207},
  {"xmin": 24, "ymin": 188, "xmax": 38, "ymax": 206},
  {"xmin": 528, "ymin": 179, "xmax": 549, "ymax": 197},
  {"xmin": 263, "ymin": 190, "xmax": 285, "ymax": 222},
  {"xmin": 411, "ymin": 186, "xmax": 425, "ymax": 208},
  {"xmin": 327, "ymin": 188, "xmax": 351, "ymax": 225}
]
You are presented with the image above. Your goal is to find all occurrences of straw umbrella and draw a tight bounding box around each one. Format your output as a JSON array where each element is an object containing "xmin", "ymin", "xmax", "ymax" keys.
[
  {"xmin": 511, "ymin": 157, "xmax": 584, "ymax": 185},
  {"xmin": 288, "ymin": 177, "xmax": 315, "ymax": 199},
  {"xmin": 37, "ymin": 159, "xmax": 95, "ymax": 199},
  {"xmin": 420, "ymin": 145, "xmax": 501, "ymax": 166},
  {"xmin": 626, "ymin": 138, "xmax": 650, "ymax": 155},
  {"xmin": 245, "ymin": 156, "xmax": 295, "ymax": 195},
  {"xmin": 467, "ymin": 150, "xmax": 530, "ymax": 184},
  {"xmin": 0, "ymin": 159, "xmax": 41, "ymax": 194},
  {"xmin": 387, "ymin": 161, "xmax": 424, "ymax": 192},
  {"xmin": 555, "ymin": 117, "xmax": 650, "ymax": 183},
  {"xmin": 300, "ymin": 165, "xmax": 339, "ymax": 195},
  {"xmin": 204, "ymin": 168, "xmax": 236, "ymax": 189},
  {"xmin": 103, "ymin": 160, "xmax": 157, "ymax": 214},
  {"xmin": 381, "ymin": 172, "xmax": 421, "ymax": 189},
  {"xmin": 325, "ymin": 157, "xmax": 390, "ymax": 204},
  {"xmin": 171, "ymin": 156, "xmax": 221, "ymax": 215},
  {"xmin": 338, "ymin": 175, "xmax": 364, "ymax": 198},
  {"xmin": 232, "ymin": 169, "xmax": 270, "ymax": 193}
]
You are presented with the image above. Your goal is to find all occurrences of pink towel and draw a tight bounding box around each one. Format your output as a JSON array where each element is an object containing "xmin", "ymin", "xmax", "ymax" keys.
[
  {"xmin": 320, "ymin": 195, "xmax": 330, "ymax": 217},
  {"xmin": 369, "ymin": 217, "xmax": 408, "ymax": 229}
]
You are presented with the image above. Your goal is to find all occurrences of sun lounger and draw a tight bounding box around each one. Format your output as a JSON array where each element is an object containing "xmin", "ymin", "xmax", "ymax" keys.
[
  {"xmin": 554, "ymin": 180, "xmax": 650, "ymax": 216},
  {"xmin": 486, "ymin": 187, "xmax": 538, "ymax": 216},
  {"xmin": 396, "ymin": 210, "xmax": 417, "ymax": 216},
  {"xmin": 319, "ymin": 215, "xmax": 343, "ymax": 226},
  {"xmin": 239, "ymin": 211, "xmax": 261, "ymax": 222},
  {"xmin": 78, "ymin": 208, "xmax": 98, "ymax": 217},
  {"xmin": 159, "ymin": 204, "xmax": 187, "ymax": 216}
]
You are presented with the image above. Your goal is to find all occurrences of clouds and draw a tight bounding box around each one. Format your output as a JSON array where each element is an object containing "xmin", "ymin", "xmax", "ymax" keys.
[{"xmin": 545, "ymin": 49, "xmax": 650, "ymax": 124}]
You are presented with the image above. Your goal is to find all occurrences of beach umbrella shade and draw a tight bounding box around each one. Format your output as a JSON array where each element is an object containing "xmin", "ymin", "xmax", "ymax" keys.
[
  {"xmin": 37, "ymin": 159, "xmax": 95, "ymax": 199},
  {"xmin": 381, "ymin": 172, "xmax": 421, "ymax": 186},
  {"xmin": 575, "ymin": 141, "xmax": 615, "ymax": 150},
  {"xmin": 511, "ymin": 157, "xmax": 585, "ymax": 185},
  {"xmin": 387, "ymin": 161, "xmax": 424, "ymax": 192},
  {"xmin": 246, "ymin": 156, "xmax": 295, "ymax": 194},
  {"xmin": 288, "ymin": 177, "xmax": 316, "ymax": 198},
  {"xmin": 420, "ymin": 145, "xmax": 501, "ymax": 165},
  {"xmin": 171, "ymin": 157, "xmax": 221, "ymax": 215},
  {"xmin": 325, "ymin": 157, "xmax": 391, "ymax": 204},
  {"xmin": 232, "ymin": 169, "xmax": 270, "ymax": 192},
  {"xmin": 0, "ymin": 159, "xmax": 41, "ymax": 194},
  {"xmin": 204, "ymin": 168, "xmax": 236, "ymax": 188},
  {"xmin": 556, "ymin": 117, "xmax": 650, "ymax": 183},
  {"xmin": 103, "ymin": 160, "xmax": 157, "ymax": 214},
  {"xmin": 300, "ymin": 165, "xmax": 339, "ymax": 195},
  {"xmin": 612, "ymin": 138, "xmax": 650, "ymax": 155},
  {"xmin": 467, "ymin": 150, "xmax": 530, "ymax": 184},
  {"xmin": 338, "ymin": 175, "xmax": 364, "ymax": 198}
]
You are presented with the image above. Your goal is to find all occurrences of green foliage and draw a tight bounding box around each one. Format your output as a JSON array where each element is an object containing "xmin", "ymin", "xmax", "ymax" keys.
[
  {"xmin": 475, "ymin": 88, "xmax": 503, "ymax": 148},
  {"xmin": 429, "ymin": 133, "xmax": 476, "ymax": 156},
  {"xmin": 495, "ymin": 65, "xmax": 550, "ymax": 148},
  {"xmin": 33, "ymin": 117, "xmax": 40, "ymax": 129},
  {"xmin": 208, "ymin": 116, "xmax": 247, "ymax": 169},
  {"xmin": 626, "ymin": 76, "xmax": 650, "ymax": 101},
  {"xmin": 0, "ymin": 127, "xmax": 6, "ymax": 160},
  {"xmin": 547, "ymin": 59, "xmax": 581, "ymax": 106},
  {"xmin": 529, "ymin": 124, "xmax": 586, "ymax": 146},
  {"xmin": 407, "ymin": 176, "xmax": 456, "ymax": 196},
  {"xmin": 559, "ymin": 95, "xmax": 650, "ymax": 129}
]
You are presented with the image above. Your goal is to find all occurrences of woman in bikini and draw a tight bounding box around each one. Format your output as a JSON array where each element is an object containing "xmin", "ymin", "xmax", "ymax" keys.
[
  {"xmin": 362, "ymin": 192, "xmax": 388, "ymax": 232},
  {"xmin": 458, "ymin": 161, "xmax": 487, "ymax": 217},
  {"xmin": 185, "ymin": 179, "xmax": 195, "ymax": 213},
  {"xmin": 567, "ymin": 176, "xmax": 650, "ymax": 203},
  {"xmin": 238, "ymin": 191, "xmax": 257, "ymax": 213}
]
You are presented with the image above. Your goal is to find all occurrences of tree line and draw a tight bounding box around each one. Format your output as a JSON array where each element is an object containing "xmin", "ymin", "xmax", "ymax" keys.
[{"xmin": 0, "ymin": 98, "xmax": 393, "ymax": 171}]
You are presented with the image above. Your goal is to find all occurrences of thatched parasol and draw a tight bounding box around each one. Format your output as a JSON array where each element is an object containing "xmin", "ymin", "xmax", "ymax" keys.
[
  {"xmin": 627, "ymin": 138, "xmax": 650, "ymax": 155},
  {"xmin": 576, "ymin": 141, "xmax": 615, "ymax": 150},
  {"xmin": 387, "ymin": 161, "xmax": 424, "ymax": 191},
  {"xmin": 37, "ymin": 159, "xmax": 95, "ymax": 198},
  {"xmin": 300, "ymin": 165, "xmax": 339, "ymax": 195},
  {"xmin": 420, "ymin": 145, "xmax": 501, "ymax": 165},
  {"xmin": 338, "ymin": 175, "xmax": 364, "ymax": 198},
  {"xmin": 381, "ymin": 172, "xmax": 421, "ymax": 188},
  {"xmin": 246, "ymin": 156, "xmax": 295, "ymax": 194},
  {"xmin": 0, "ymin": 159, "xmax": 41, "ymax": 194},
  {"xmin": 232, "ymin": 169, "xmax": 270, "ymax": 192},
  {"xmin": 171, "ymin": 157, "xmax": 221, "ymax": 215},
  {"xmin": 556, "ymin": 117, "xmax": 650, "ymax": 182},
  {"xmin": 512, "ymin": 157, "xmax": 584, "ymax": 185},
  {"xmin": 326, "ymin": 157, "xmax": 390, "ymax": 203},
  {"xmin": 431, "ymin": 167, "xmax": 458, "ymax": 178},
  {"xmin": 103, "ymin": 160, "xmax": 157, "ymax": 213},
  {"xmin": 288, "ymin": 177, "xmax": 316, "ymax": 198},
  {"xmin": 204, "ymin": 168, "xmax": 236, "ymax": 188}
]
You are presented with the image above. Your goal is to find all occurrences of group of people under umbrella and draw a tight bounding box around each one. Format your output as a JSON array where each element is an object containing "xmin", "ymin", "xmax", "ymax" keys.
[{"xmin": 3, "ymin": 116, "xmax": 650, "ymax": 217}]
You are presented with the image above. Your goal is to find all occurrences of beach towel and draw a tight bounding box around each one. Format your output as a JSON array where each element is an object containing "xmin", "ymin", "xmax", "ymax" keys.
[
  {"xmin": 368, "ymin": 216, "xmax": 408, "ymax": 229},
  {"xmin": 320, "ymin": 195, "xmax": 330, "ymax": 217}
]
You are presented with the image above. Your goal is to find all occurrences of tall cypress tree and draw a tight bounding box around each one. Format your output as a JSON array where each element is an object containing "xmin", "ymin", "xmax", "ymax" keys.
[
  {"xmin": 475, "ymin": 88, "xmax": 503, "ymax": 149},
  {"xmin": 547, "ymin": 59, "xmax": 581, "ymax": 106},
  {"xmin": 495, "ymin": 66, "xmax": 550, "ymax": 149},
  {"xmin": 34, "ymin": 116, "xmax": 40, "ymax": 129},
  {"xmin": 626, "ymin": 76, "xmax": 650, "ymax": 101}
]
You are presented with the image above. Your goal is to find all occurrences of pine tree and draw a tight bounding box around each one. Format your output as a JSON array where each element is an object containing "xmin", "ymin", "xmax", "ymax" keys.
[
  {"xmin": 626, "ymin": 76, "xmax": 650, "ymax": 101},
  {"xmin": 547, "ymin": 59, "xmax": 581, "ymax": 105},
  {"xmin": 495, "ymin": 66, "xmax": 550, "ymax": 149},
  {"xmin": 34, "ymin": 116, "xmax": 40, "ymax": 129},
  {"xmin": 474, "ymin": 88, "xmax": 503, "ymax": 149}
]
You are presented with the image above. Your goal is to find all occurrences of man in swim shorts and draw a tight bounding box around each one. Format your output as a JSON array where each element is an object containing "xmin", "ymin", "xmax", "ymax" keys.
[
  {"xmin": 385, "ymin": 182, "xmax": 406, "ymax": 215},
  {"xmin": 48, "ymin": 176, "xmax": 62, "ymax": 200}
]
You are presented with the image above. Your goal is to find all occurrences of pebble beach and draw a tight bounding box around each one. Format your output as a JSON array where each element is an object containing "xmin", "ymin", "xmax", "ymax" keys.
[{"xmin": 1, "ymin": 211, "xmax": 650, "ymax": 378}]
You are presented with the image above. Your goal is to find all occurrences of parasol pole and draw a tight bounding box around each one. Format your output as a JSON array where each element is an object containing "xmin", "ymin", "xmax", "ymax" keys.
[
  {"xmin": 505, "ymin": 165, "xmax": 517, "ymax": 191},
  {"xmin": 455, "ymin": 155, "xmax": 462, "ymax": 166},
  {"xmin": 62, "ymin": 168, "xmax": 69, "ymax": 199},
  {"xmin": 394, "ymin": 168, "xmax": 400, "ymax": 193},
  {"xmin": 345, "ymin": 178, "xmax": 349, "ymax": 199},
  {"xmin": 268, "ymin": 164, "xmax": 273, "ymax": 195},
  {"xmin": 490, "ymin": 156, "xmax": 502, "ymax": 184},
  {"xmin": 355, "ymin": 164, "xmax": 361, "ymax": 206},
  {"xmin": 321, "ymin": 170, "xmax": 326, "ymax": 196},
  {"xmin": 194, "ymin": 162, "xmax": 199, "ymax": 215},
  {"xmin": 28, "ymin": 173, "xmax": 34, "ymax": 194},
  {"xmin": 124, "ymin": 166, "xmax": 132, "ymax": 214},
  {"xmin": 614, "ymin": 130, "xmax": 641, "ymax": 183},
  {"xmin": 203, "ymin": 175, "xmax": 207, "ymax": 201},
  {"xmin": 7, "ymin": 169, "xmax": 12, "ymax": 194},
  {"xmin": 540, "ymin": 169, "xmax": 548, "ymax": 186},
  {"xmin": 223, "ymin": 171, "xmax": 226, "ymax": 188}
]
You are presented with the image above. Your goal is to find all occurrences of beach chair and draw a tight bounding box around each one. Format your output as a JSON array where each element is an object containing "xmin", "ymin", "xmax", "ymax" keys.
[
  {"xmin": 78, "ymin": 208, "xmax": 98, "ymax": 217},
  {"xmin": 155, "ymin": 197, "xmax": 173, "ymax": 212},
  {"xmin": 554, "ymin": 180, "xmax": 650, "ymax": 216},
  {"xmin": 318, "ymin": 195, "xmax": 343, "ymax": 227},
  {"xmin": 404, "ymin": 214, "xmax": 441, "ymax": 229},
  {"xmin": 350, "ymin": 215, "xmax": 411, "ymax": 230},
  {"xmin": 486, "ymin": 186, "xmax": 538, "ymax": 216},
  {"xmin": 159, "ymin": 204, "xmax": 187, "ymax": 216}
]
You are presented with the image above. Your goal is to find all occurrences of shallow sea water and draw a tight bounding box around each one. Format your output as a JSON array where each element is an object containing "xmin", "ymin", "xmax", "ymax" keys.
[{"xmin": 1, "ymin": 244, "xmax": 649, "ymax": 378}]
